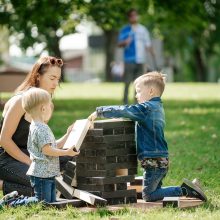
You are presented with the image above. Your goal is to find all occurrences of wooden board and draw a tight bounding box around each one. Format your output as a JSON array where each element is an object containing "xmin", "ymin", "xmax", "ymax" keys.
[
  {"xmin": 77, "ymin": 198, "xmax": 204, "ymax": 212},
  {"xmin": 56, "ymin": 176, "xmax": 107, "ymax": 206},
  {"xmin": 48, "ymin": 198, "xmax": 85, "ymax": 208},
  {"xmin": 130, "ymin": 198, "xmax": 204, "ymax": 209},
  {"xmin": 63, "ymin": 119, "xmax": 91, "ymax": 151}
]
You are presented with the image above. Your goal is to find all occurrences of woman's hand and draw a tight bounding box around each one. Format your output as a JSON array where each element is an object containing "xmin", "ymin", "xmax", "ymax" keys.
[{"xmin": 88, "ymin": 111, "xmax": 97, "ymax": 121}]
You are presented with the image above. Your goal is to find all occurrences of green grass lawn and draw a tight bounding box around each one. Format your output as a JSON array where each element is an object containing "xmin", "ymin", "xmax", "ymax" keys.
[{"xmin": 0, "ymin": 83, "xmax": 220, "ymax": 219}]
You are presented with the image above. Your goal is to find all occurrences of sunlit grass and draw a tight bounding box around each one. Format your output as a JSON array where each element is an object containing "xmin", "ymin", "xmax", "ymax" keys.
[{"xmin": 0, "ymin": 83, "xmax": 220, "ymax": 219}]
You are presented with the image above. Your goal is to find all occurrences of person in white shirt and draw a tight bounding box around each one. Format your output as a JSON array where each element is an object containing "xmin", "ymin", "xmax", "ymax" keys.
[{"xmin": 118, "ymin": 8, "xmax": 156, "ymax": 104}]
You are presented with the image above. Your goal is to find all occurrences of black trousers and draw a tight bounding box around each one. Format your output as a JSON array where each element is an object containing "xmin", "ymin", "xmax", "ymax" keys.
[
  {"xmin": 123, "ymin": 63, "xmax": 145, "ymax": 104},
  {"xmin": 0, "ymin": 148, "xmax": 71, "ymax": 196}
]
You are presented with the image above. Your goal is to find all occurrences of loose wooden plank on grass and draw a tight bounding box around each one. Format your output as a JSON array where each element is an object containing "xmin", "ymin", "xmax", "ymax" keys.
[{"xmin": 56, "ymin": 176, "xmax": 107, "ymax": 206}]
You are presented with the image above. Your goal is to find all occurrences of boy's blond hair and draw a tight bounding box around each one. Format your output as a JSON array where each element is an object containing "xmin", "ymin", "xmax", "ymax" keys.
[
  {"xmin": 22, "ymin": 88, "xmax": 51, "ymax": 114},
  {"xmin": 134, "ymin": 71, "xmax": 166, "ymax": 96}
]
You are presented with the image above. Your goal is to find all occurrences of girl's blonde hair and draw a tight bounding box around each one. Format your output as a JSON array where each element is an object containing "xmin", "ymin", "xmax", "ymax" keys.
[
  {"xmin": 134, "ymin": 71, "xmax": 166, "ymax": 95},
  {"xmin": 22, "ymin": 88, "xmax": 51, "ymax": 114}
]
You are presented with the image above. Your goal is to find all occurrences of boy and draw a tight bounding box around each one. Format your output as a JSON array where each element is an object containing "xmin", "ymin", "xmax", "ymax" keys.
[
  {"xmin": 22, "ymin": 88, "xmax": 79, "ymax": 203},
  {"xmin": 89, "ymin": 71, "xmax": 207, "ymax": 202}
]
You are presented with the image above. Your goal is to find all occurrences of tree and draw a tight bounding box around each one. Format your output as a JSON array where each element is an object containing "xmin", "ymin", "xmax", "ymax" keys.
[
  {"xmin": 142, "ymin": 0, "xmax": 220, "ymax": 81},
  {"xmin": 75, "ymin": 0, "xmax": 138, "ymax": 81},
  {"xmin": 0, "ymin": 0, "xmax": 79, "ymax": 81}
]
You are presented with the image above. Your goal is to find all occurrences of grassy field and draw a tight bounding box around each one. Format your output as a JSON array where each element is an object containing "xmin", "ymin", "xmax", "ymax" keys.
[{"xmin": 0, "ymin": 83, "xmax": 220, "ymax": 219}]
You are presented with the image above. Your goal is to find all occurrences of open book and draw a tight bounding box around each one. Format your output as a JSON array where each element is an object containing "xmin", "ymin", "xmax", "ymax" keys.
[{"xmin": 63, "ymin": 119, "xmax": 91, "ymax": 151}]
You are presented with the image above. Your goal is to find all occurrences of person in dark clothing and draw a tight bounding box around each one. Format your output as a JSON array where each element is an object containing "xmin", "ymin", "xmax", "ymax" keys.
[{"xmin": 0, "ymin": 56, "xmax": 73, "ymax": 196}]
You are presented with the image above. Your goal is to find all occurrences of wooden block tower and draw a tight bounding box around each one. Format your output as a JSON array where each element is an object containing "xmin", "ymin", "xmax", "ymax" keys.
[{"xmin": 59, "ymin": 119, "xmax": 138, "ymax": 205}]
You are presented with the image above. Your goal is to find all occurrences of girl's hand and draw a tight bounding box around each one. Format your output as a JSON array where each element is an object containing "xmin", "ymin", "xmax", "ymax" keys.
[
  {"xmin": 66, "ymin": 147, "xmax": 80, "ymax": 157},
  {"xmin": 88, "ymin": 111, "xmax": 97, "ymax": 121},
  {"xmin": 66, "ymin": 123, "xmax": 74, "ymax": 135}
]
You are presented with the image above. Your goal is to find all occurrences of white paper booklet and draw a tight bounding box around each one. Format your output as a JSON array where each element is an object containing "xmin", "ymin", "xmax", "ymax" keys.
[{"xmin": 63, "ymin": 119, "xmax": 91, "ymax": 151}]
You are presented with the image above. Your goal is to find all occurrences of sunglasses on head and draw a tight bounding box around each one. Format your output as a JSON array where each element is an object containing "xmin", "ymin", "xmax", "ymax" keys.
[{"xmin": 48, "ymin": 57, "xmax": 63, "ymax": 67}]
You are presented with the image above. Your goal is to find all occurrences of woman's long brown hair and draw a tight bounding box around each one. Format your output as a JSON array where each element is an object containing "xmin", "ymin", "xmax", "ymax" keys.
[{"xmin": 15, "ymin": 56, "xmax": 63, "ymax": 93}]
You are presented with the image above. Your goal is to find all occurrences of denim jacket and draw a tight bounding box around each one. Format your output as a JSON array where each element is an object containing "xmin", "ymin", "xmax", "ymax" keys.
[{"xmin": 96, "ymin": 97, "xmax": 168, "ymax": 160}]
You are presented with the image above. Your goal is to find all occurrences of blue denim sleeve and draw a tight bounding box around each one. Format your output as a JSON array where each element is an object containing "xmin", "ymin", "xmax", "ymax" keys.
[{"xmin": 96, "ymin": 103, "xmax": 148, "ymax": 122}]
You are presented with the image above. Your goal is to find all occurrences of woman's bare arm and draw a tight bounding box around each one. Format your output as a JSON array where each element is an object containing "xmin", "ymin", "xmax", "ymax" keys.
[{"xmin": 0, "ymin": 96, "xmax": 31, "ymax": 166}]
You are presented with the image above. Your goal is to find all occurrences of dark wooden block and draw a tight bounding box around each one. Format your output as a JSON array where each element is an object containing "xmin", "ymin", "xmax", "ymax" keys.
[
  {"xmin": 64, "ymin": 167, "xmax": 76, "ymax": 178},
  {"xmin": 105, "ymin": 196, "xmax": 137, "ymax": 205},
  {"xmin": 63, "ymin": 173, "xmax": 73, "ymax": 186},
  {"xmin": 95, "ymin": 148, "xmax": 132, "ymax": 157},
  {"xmin": 84, "ymin": 136, "xmax": 104, "ymax": 143},
  {"xmin": 103, "ymin": 128, "xmax": 114, "ymax": 135},
  {"xmin": 125, "ymin": 196, "xmax": 137, "ymax": 204},
  {"xmin": 83, "ymin": 149, "xmax": 97, "ymax": 157},
  {"xmin": 76, "ymin": 156, "xmax": 107, "ymax": 163},
  {"xmin": 105, "ymin": 148, "xmax": 132, "ymax": 156},
  {"xmin": 104, "ymin": 134, "xmax": 135, "ymax": 142},
  {"xmin": 76, "ymin": 169, "xmax": 116, "ymax": 177},
  {"xmin": 106, "ymin": 161, "xmax": 138, "ymax": 170},
  {"xmin": 78, "ymin": 184, "xmax": 115, "ymax": 192},
  {"xmin": 66, "ymin": 161, "xmax": 76, "ymax": 170},
  {"xmin": 81, "ymin": 142, "xmax": 109, "ymax": 149},
  {"xmin": 94, "ymin": 119, "xmax": 134, "ymax": 129},
  {"xmin": 124, "ymin": 127, "xmax": 135, "ymax": 134},
  {"xmin": 81, "ymin": 141, "xmax": 126, "ymax": 149},
  {"xmin": 116, "ymin": 183, "xmax": 127, "ymax": 190},
  {"xmin": 113, "ymin": 127, "xmax": 125, "ymax": 135},
  {"xmin": 87, "ymin": 163, "xmax": 97, "ymax": 170},
  {"xmin": 100, "ymin": 196, "xmax": 137, "ymax": 205},
  {"xmin": 84, "ymin": 134, "xmax": 135, "ymax": 143},
  {"xmin": 96, "ymin": 149, "xmax": 107, "ymax": 156},
  {"xmin": 125, "ymin": 142, "xmax": 136, "ymax": 150},
  {"xmin": 137, "ymin": 192, "xmax": 142, "ymax": 199},
  {"xmin": 87, "ymin": 129, "xmax": 103, "ymax": 136},
  {"xmin": 101, "ymin": 189, "xmax": 136, "ymax": 199},
  {"xmin": 128, "ymin": 155, "xmax": 138, "ymax": 161},
  {"xmin": 77, "ymin": 175, "xmax": 135, "ymax": 185},
  {"xmin": 106, "ymin": 197, "xmax": 125, "ymax": 205},
  {"xmin": 117, "ymin": 156, "xmax": 128, "ymax": 163},
  {"xmin": 128, "ymin": 168, "xmax": 138, "ymax": 175},
  {"xmin": 106, "ymin": 156, "xmax": 117, "ymax": 163}
]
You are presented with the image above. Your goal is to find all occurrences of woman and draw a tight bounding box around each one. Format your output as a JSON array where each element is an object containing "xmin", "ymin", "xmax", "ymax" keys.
[{"xmin": 0, "ymin": 56, "xmax": 71, "ymax": 196}]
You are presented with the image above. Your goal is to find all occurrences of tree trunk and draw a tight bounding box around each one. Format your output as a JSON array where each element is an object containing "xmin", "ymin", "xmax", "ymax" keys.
[
  {"xmin": 48, "ymin": 36, "xmax": 64, "ymax": 82},
  {"xmin": 194, "ymin": 47, "xmax": 207, "ymax": 82},
  {"xmin": 104, "ymin": 30, "xmax": 118, "ymax": 82}
]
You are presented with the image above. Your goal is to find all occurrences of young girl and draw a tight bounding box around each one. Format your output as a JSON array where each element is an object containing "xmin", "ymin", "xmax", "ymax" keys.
[{"xmin": 22, "ymin": 88, "xmax": 79, "ymax": 203}]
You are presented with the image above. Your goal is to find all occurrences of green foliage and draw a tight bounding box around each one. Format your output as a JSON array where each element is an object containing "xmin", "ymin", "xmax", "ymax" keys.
[
  {"xmin": 75, "ymin": 0, "xmax": 136, "ymax": 31},
  {"xmin": 0, "ymin": 0, "xmax": 79, "ymax": 56}
]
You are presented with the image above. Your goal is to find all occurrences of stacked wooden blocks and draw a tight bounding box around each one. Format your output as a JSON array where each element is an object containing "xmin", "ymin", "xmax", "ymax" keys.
[{"xmin": 58, "ymin": 119, "xmax": 138, "ymax": 205}]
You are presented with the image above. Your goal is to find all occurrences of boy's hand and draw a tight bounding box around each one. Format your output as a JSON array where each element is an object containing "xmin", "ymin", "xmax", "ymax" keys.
[
  {"xmin": 66, "ymin": 146, "xmax": 80, "ymax": 157},
  {"xmin": 88, "ymin": 111, "xmax": 97, "ymax": 121}
]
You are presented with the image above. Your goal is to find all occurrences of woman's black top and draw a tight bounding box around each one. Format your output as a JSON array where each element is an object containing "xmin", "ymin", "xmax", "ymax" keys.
[{"xmin": 0, "ymin": 115, "xmax": 30, "ymax": 153}]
